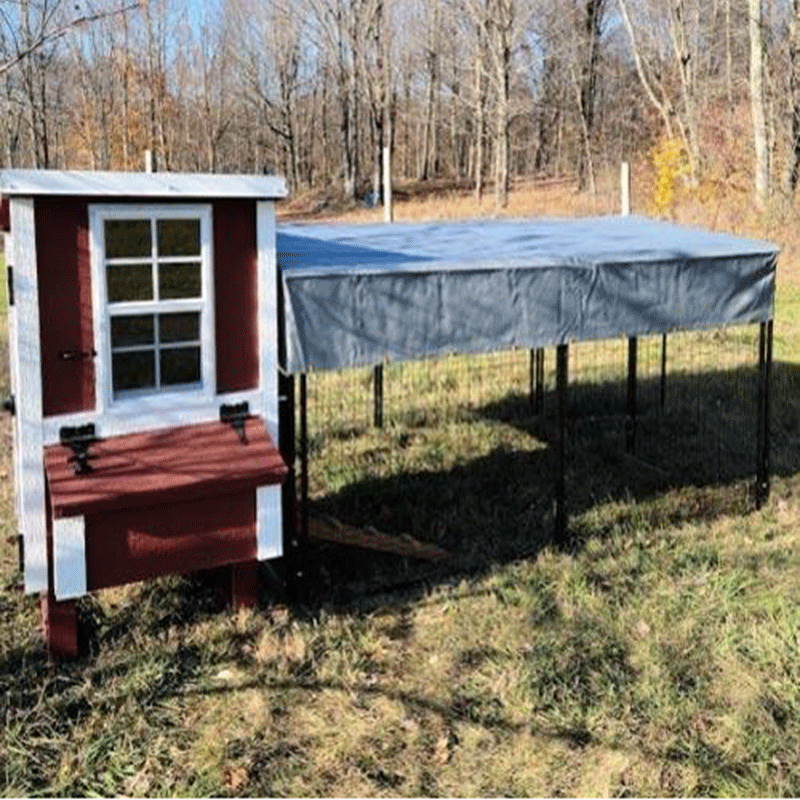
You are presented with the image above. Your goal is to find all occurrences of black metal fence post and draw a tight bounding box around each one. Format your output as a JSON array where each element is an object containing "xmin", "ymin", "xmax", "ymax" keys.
[
  {"xmin": 756, "ymin": 320, "xmax": 773, "ymax": 508},
  {"xmin": 373, "ymin": 363, "xmax": 384, "ymax": 428},
  {"xmin": 529, "ymin": 348, "xmax": 536, "ymax": 411},
  {"xmin": 278, "ymin": 371, "xmax": 297, "ymax": 598},
  {"xmin": 300, "ymin": 373, "xmax": 309, "ymax": 543},
  {"xmin": 536, "ymin": 348, "xmax": 544, "ymax": 414},
  {"xmin": 530, "ymin": 348, "xmax": 545, "ymax": 414},
  {"xmin": 277, "ymin": 263, "xmax": 300, "ymax": 603},
  {"xmin": 556, "ymin": 343, "xmax": 568, "ymax": 542},
  {"xmin": 626, "ymin": 336, "xmax": 638, "ymax": 454}
]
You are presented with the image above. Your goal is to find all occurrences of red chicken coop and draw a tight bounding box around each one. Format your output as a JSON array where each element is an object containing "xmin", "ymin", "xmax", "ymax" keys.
[{"xmin": 1, "ymin": 170, "xmax": 289, "ymax": 658}]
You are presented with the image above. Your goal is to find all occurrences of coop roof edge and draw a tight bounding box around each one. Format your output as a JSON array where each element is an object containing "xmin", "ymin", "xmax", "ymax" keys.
[{"xmin": 0, "ymin": 169, "xmax": 287, "ymax": 199}]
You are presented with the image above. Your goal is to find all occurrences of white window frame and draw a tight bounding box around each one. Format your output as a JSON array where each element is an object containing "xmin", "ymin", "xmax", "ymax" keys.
[{"xmin": 89, "ymin": 203, "xmax": 216, "ymax": 416}]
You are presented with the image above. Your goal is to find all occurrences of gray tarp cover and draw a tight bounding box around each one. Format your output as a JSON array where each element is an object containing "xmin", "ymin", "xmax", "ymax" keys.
[{"xmin": 278, "ymin": 216, "xmax": 778, "ymax": 374}]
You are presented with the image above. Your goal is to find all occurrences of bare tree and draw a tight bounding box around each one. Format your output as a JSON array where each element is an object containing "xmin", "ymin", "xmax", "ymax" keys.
[
  {"xmin": 749, "ymin": 0, "xmax": 768, "ymax": 207},
  {"xmin": 618, "ymin": 0, "xmax": 705, "ymax": 182},
  {"xmin": 788, "ymin": 0, "xmax": 800, "ymax": 194}
]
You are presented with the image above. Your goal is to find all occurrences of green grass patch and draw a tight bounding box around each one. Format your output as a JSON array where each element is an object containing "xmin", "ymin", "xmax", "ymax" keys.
[{"xmin": 4, "ymin": 243, "xmax": 800, "ymax": 794}]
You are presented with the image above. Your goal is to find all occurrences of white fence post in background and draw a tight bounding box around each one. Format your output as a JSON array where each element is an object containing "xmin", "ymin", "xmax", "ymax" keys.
[
  {"xmin": 621, "ymin": 161, "xmax": 631, "ymax": 217},
  {"xmin": 383, "ymin": 145, "xmax": 393, "ymax": 223}
]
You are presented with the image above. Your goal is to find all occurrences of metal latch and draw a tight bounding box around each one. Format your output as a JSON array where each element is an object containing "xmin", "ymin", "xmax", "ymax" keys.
[
  {"xmin": 220, "ymin": 401, "xmax": 249, "ymax": 443},
  {"xmin": 6, "ymin": 264, "xmax": 12, "ymax": 306},
  {"xmin": 59, "ymin": 423, "xmax": 98, "ymax": 475},
  {"xmin": 59, "ymin": 348, "xmax": 97, "ymax": 361}
]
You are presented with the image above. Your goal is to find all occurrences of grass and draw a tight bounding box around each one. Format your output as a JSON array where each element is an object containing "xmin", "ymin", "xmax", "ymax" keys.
[{"xmin": 4, "ymin": 187, "xmax": 800, "ymax": 796}]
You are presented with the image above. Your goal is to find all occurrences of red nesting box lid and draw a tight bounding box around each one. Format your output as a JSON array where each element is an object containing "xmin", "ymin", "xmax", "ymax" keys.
[{"xmin": 45, "ymin": 416, "xmax": 288, "ymax": 518}]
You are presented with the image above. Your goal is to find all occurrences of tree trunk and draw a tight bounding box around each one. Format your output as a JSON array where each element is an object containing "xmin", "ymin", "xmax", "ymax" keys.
[
  {"xmin": 492, "ymin": 3, "xmax": 510, "ymax": 209},
  {"xmin": 474, "ymin": 20, "xmax": 485, "ymax": 201},
  {"xmin": 787, "ymin": 0, "xmax": 800, "ymax": 194},
  {"xmin": 575, "ymin": 0, "xmax": 604, "ymax": 191},
  {"xmin": 749, "ymin": 0, "xmax": 769, "ymax": 208},
  {"xmin": 494, "ymin": 60, "xmax": 508, "ymax": 208},
  {"xmin": 667, "ymin": 0, "xmax": 700, "ymax": 184}
]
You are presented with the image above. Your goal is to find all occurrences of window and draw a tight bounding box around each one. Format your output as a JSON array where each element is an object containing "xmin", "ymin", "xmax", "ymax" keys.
[{"xmin": 90, "ymin": 205, "xmax": 214, "ymax": 408}]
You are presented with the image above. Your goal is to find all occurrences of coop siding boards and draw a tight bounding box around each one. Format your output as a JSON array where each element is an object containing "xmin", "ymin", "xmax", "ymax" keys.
[
  {"xmin": 214, "ymin": 200, "xmax": 259, "ymax": 393},
  {"xmin": 84, "ymin": 491, "xmax": 257, "ymax": 591},
  {"xmin": 35, "ymin": 198, "xmax": 95, "ymax": 416},
  {"xmin": 52, "ymin": 516, "xmax": 87, "ymax": 600},
  {"xmin": 278, "ymin": 216, "xmax": 779, "ymax": 374},
  {"xmin": 11, "ymin": 198, "xmax": 48, "ymax": 593}
]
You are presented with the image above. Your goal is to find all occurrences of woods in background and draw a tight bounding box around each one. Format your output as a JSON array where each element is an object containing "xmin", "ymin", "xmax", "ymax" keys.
[{"xmin": 1, "ymin": 0, "xmax": 799, "ymax": 210}]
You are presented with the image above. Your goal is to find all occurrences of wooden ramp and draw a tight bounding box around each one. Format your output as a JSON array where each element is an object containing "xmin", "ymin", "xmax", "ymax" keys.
[{"xmin": 304, "ymin": 513, "xmax": 450, "ymax": 562}]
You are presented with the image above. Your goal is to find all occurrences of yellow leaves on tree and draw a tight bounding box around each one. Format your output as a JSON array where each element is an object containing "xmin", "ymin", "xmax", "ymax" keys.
[{"xmin": 651, "ymin": 138, "xmax": 689, "ymax": 217}]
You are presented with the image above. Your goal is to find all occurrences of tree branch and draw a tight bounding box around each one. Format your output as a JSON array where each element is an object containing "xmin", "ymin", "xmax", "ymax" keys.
[{"xmin": 0, "ymin": 2, "xmax": 140, "ymax": 78}]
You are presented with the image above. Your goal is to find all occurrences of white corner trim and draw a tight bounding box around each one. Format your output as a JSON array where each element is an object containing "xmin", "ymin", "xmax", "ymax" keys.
[
  {"xmin": 11, "ymin": 198, "xmax": 48, "ymax": 594},
  {"xmin": 256, "ymin": 202, "xmax": 283, "ymax": 563},
  {"xmin": 256, "ymin": 201, "xmax": 278, "ymax": 444},
  {"xmin": 5, "ymin": 232, "xmax": 23, "ymax": 545},
  {"xmin": 53, "ymin": 515, "xmax": 87, "ymax": 600},
  {"xmin": 256, "ymin": 485, "xmax": 283, "ymax": 560}
]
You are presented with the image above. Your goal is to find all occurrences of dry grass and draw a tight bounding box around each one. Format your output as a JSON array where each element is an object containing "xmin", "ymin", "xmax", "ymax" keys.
[{"xmin": 3, "ymin": 178, "xmax": 800, "ymax": 796}]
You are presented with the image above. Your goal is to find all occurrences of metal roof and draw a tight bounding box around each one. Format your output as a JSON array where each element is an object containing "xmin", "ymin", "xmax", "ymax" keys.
[{"xmin": 0, "ymin": 169, "xmax": 287, "ymax": 199}]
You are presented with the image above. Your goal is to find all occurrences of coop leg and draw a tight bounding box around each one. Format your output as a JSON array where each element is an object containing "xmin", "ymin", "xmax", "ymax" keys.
[
  {"xmin": 230, "ymin": 561, "xmax": 259, "ymax": 610},
  {"xmin": 41, "ymin": 591, "xmax": 78, "ymax": 659},
  {"xmin": 626, "ymin": 336, "xmax": 637, "ymax": 454},
  {"xmin": 556, "ymin": 343, "xmax": 568, "ymax": 542}
]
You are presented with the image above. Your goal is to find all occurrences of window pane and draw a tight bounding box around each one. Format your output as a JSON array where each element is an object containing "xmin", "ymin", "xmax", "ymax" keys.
[
  {"xmin": 105, "ymin": 219, "xmax": 151, "ymax": 258},
  {"xmin": 159, "ymin": 261, "xmax": 201, "ymax": 299},
  {"xmin": 159, "ymin": 312, "xmax": 200, "ymax": 343},
  {"xmin": 111, "ymin": 315, "xmax": 155, "ymax": 348},
  {"xmin": 107, "ymin": 263, "xmax": 153, "ymax": 302},
  {"xmin": 112, "ymin": 350, "xmax": 155, "ymax": 393},
  {"xmin": 160, "ymin": 346, "xmax": 201, "ymax": 386},
  {"xmin": 157, "ymin": 219, "xmax": 201, "ymax": 257}
]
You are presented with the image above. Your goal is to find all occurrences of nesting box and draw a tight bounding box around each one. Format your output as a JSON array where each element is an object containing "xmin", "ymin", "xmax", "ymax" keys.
[{"xmin": 1, "ymin": 170, "xmax": 288, "ymax": 657}]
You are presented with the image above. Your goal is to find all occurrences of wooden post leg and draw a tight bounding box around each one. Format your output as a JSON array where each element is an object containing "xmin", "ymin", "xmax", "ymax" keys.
[
  {"xmin": 231, "ymin": 560, "xmax": 259, "ymax": 610},
  {"xmin": 41, "ymin": 591, "xmax": 78, "ymax": 659}
]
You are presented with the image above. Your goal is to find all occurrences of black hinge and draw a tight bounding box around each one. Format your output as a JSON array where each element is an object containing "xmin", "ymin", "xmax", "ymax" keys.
[
  {"xmin": 17, "ymin": 533, "xmax": 24, "ymax": 575},
  {"xmin": 6, "ymin": 264, "xmax": 13, "ymax": 306},
  {"xmin": 59, "ymin": 423, "xmax": 98, "ymax": 475},
  {"xmin": 2, "ymin": 394, "xmax": 15, "ymax": 416},
  {"xmin": 220, "ymin": 401, "xmax": 250, "ymax": 443}
]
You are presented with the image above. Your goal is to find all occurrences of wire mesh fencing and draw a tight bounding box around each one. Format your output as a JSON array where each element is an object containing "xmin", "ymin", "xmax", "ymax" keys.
[{"xmin": 293, "ymin": 324, "xmax": 765, "ymax": 595}]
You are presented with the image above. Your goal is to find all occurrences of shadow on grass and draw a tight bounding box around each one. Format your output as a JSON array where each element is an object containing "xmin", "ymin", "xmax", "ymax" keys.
[{"xmin": 294, "ymin": 361, "xmax": 800, "ymax": 605}]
